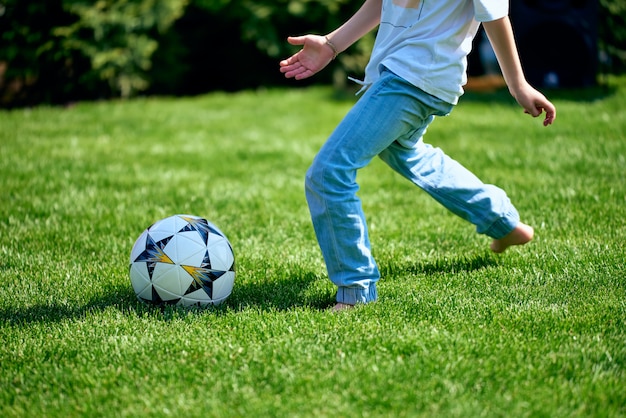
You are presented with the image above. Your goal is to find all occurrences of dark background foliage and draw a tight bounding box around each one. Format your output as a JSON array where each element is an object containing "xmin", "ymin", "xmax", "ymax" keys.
[{"xmin": 0, "ymin": 0, "xmax": 624, "ymax": 107}]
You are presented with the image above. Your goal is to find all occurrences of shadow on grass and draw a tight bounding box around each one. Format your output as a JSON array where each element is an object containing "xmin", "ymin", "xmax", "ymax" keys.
[
  {"xmin": 0, "ymin": 283, "xmax": 141, "ymax": 326},
  {"xmin": 0, "ymin": 270, "xmax": 334, "ymax": 325},
  {"xmin": 1, "ymin": 253, "xmax": 499, "ymax": 324},
  {"xmin": 229, "ymin": 252, "xmax": 499, "ymax": 311},
  {"xmin": 378, "ymin": 251, "xmax": 499, "ymax": 277},
  {"xmin": 227, "ymin": 269, "xmax": 335, "ymax": 312}
]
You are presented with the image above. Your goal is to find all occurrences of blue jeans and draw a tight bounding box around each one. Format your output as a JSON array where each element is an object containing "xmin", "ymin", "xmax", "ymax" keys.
[{"xmin": 305, "ymin": 69, "xmax": 519, "ymax": 305}]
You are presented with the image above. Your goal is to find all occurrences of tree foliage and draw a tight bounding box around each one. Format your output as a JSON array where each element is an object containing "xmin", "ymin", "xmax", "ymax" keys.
[
  {"xmin": 0, "ymin": 0, "xmax": 186, "ymax": 105},
  {"xmin": 0, "ymin": 1, "xmax": 74, "ymax": 105},
  {"xmin": 0, "ymin": 0, "xmax": 624, "ymax": 107},
  {"xmin": 599, "ymin": 0, "xmax": 626, "ymax": 73},
  {"xmin": 149, "ymin": 0, "xmax": 374, "ymax": 95},
  {"xmin": 52, "ymin": 0, "xmax": 187, "ymax": 99}
]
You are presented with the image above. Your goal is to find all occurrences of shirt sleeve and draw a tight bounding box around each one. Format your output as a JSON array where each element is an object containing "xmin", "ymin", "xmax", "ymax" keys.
[{"xmin": 473, "ymin": 0, "xmax": 509, "ymax": 22}]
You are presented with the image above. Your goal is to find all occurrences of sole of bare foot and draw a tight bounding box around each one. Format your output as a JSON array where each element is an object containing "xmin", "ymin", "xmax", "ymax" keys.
[
  {"xmin": 490, "ymin": 223, "xmax": 534, "ymax": 253},
  {"xmin": 331, "ymin": 302, "xmax": 354, "ymax": 312}
]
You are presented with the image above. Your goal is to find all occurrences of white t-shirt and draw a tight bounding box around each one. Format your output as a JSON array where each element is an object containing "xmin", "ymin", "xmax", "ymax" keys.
[{"xmin": 364, "ymin": 0, "xmax": 508, "ymax": 105}]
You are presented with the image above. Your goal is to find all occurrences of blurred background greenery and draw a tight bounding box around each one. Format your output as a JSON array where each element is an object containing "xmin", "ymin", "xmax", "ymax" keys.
[{"xmin": 1, "ymin": 0, "xmax": 624, "ymax": 107}]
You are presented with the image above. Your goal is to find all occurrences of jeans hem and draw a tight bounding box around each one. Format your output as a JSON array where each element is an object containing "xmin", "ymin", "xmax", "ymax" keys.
[
  {"xmin": 481, "ymin": 211, "xmax": 520, "ymax": 239},
  {"xmin": 336, "ymin": 283, "xmax": 378, "ymax": 305}
]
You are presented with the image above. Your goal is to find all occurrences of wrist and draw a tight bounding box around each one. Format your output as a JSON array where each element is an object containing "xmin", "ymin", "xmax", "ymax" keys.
[
  {"xmin": 324, "ymin": 36, "xmax": 339, "ymax": 60},
  {"xmin": 506, "ymin": 77, "xmax": 529, "ymax": 98}
]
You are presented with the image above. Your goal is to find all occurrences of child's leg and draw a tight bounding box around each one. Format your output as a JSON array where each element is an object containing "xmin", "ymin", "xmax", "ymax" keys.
[
  {"xmin": 305, "ymin": 70, "xmax": 451, "ymax": 305},
  {"xmin": 378, "ymin": 133, "xmax": 528, "ymax": 247}
]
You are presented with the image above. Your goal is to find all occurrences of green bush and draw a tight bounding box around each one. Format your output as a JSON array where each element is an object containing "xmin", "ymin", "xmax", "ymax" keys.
[
  {"xmin": 53, "ymin": 0, "xmax": 187, "ymax": 99},
  {"xmin": 599, "ymin": 0, "xmax": 626, "ymax": 73},
  {"xmin": 146, "ymin": 0, "xmax": 374, "ymax": 95},
  {"xmin": 0, "ymin": 0, "xmax": 624, "ymax": 106},
  {"xmin": 0, "ymin": 1, "xmax": 76, "ymax": 106},
  {"xmin": 0, "ymin": 0, "xmax": 186, "ymax": 105}
]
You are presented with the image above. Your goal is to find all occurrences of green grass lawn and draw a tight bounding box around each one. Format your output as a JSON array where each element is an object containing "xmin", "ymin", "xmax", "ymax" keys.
[{"xmin": 1, "ymin": 78, "xmax": 625, "ymax": 417}]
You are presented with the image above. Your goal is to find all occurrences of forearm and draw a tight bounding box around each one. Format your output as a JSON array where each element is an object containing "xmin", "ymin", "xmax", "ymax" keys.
[
  {"xmin": 482, "ymin": 16, "xmax": 528, "ymax": 95},
  {"xmin": 483, "ymin": 16, "xmax": 556, "ymax": 126},
  {"xmin": 326, "ymin": 0, "xmax": 382, "ymax": 53}
]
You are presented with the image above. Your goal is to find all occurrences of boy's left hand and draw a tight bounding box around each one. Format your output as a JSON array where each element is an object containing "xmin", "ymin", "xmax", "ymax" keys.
[{"xmin": 515, "ymin": 85, "xmax": 557, "ymax": 126}]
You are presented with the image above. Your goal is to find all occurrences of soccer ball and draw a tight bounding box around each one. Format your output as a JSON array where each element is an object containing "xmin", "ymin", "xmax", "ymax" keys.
[{"xmin": 129, "ymin": 214, "xmax": 235, "ymax": 307}]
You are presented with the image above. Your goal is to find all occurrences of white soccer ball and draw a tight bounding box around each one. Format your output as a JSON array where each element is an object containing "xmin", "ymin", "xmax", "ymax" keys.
[{"xmin": 129, "ymin": 214, "xmax": 235, "ymax": 307}]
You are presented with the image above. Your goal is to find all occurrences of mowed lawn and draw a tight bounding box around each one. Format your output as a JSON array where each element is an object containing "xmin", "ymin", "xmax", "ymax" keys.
[{"xmin": 1, "ymin": 78, "xmax": 625, "ymax": 417}]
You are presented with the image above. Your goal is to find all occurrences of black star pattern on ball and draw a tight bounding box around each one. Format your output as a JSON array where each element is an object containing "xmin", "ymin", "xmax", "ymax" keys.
[
  {"xmin": 181, "ymin": 250, "xmax": 227, "ymax": 298},
  {"xmin": 179, "ymin": 216, "xmax": 223, "ymax": 245},
  {"xmin": 134, "ymin": 233, "xmax": 175, "ymax": 279}
]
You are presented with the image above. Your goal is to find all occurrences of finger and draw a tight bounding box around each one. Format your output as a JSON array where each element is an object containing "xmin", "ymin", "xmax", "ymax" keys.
[
  {"xmin": 543, "ymin": 109, "xmax": 556, "ymax": 126},
  {"xmin": 282, "ymin": 65, "xmax": 309, "ymax": 79},
  {"xmin": 279, "ymin": 62, "xmax": 298, "ymax": 73},
  {"xmin": 284, "ymin": 66, "xmax": 306, "ymax": 78},
  {"xmin": 524, "ymin": 107, "xmax": 540, "ymax": 117},
  {"xmin": 538, "ymin": 100, "xmax": 556, "ymax": 126},
  {"xmin": 279, "ymin": 62, "xmax": 303, "ymax": 74},
  {"xmin": 279, "ymin": 53, "xmax": 302, "ymax": 67},
  {"xmin": 295, "ymin": 69, "xmax": 315, "ymax": 80},
  {"xmin": 287, "ymin": 36, "xmax": 306, "ymax": 46}
]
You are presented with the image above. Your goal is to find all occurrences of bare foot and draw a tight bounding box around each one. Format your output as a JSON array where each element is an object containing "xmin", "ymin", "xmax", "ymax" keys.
[
  {"xmin": 490, "ymin": 222, "xmax": 534, "ymax": 253},
  {"xmin": 331, "ymin": 302, "xmax": 354, "ymax": 312}
]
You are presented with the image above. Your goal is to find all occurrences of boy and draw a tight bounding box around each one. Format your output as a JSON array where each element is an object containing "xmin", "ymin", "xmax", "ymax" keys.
[{"xmin": 279, "ymin": 0, "xmax": 556, "ymax": 311}]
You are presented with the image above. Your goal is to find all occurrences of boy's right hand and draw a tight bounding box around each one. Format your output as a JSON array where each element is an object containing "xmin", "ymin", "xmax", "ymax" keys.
[{"xmin": 279, "ymin": 35, "xmax": 335, "ymax": 80}]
